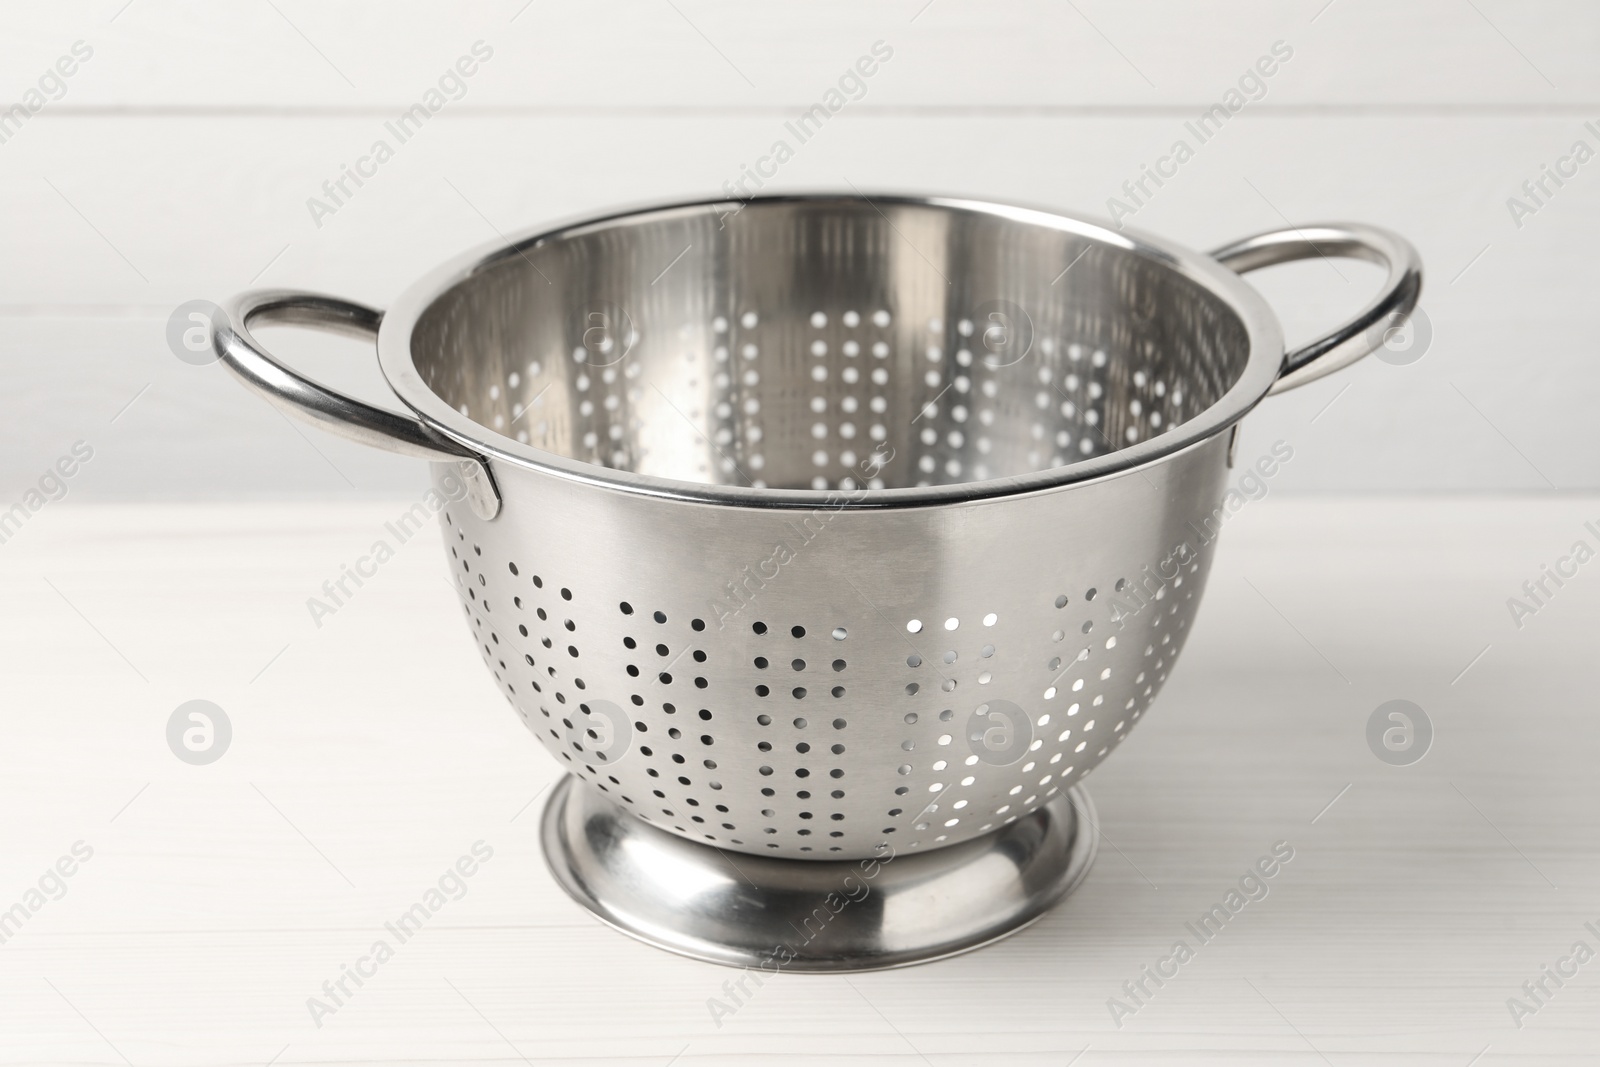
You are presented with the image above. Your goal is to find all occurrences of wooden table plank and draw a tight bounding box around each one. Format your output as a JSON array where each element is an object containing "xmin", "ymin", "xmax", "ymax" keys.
[{"xmin": 0, "ymin": 496, "xmax": 1596, "ymax": 1064}]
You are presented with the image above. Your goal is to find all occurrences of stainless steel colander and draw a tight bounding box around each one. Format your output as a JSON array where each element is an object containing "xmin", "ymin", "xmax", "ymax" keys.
[{"xmin": 214, "ymin": 194, "xmax": 1419, "ymax": 968}]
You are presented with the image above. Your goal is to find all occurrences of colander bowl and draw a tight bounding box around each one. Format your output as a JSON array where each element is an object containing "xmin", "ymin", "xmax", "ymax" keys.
[{"xmin": 213, "ymin": 194, "xmax": 1419, "ymax": 969}]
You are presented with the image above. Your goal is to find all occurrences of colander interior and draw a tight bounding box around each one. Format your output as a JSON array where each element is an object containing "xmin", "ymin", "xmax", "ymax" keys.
[{"xmin": 410, "ymin": 197, "xmax": 1250, "ymax": 491}]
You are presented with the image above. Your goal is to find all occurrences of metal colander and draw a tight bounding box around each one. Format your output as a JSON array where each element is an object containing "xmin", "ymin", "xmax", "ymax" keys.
[{"xmin": 215, "ymin": 195, "xmax": 1419, "ymax": 869}]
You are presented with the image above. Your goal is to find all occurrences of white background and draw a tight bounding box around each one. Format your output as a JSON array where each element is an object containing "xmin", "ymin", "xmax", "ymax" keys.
[
  {"xmin": 2, "ymin": 0, "xmax": 1596, "ymax": 500},
  {"xmin": 3, "ymin": 4, "xmax": 1599, "ymax": 1066}
]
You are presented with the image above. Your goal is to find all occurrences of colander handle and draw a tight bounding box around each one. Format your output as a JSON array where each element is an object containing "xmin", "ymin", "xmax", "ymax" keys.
[
  {"xmin": 212, "ymin": 290, "xmax": 502, "ymax": 520},
  {"xmin": 1209, "ymin": 224, "xmax": 1422, "ymax": 396}
]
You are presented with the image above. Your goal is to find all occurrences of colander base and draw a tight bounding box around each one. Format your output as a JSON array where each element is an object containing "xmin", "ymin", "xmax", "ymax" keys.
[{"xmin": 541, "ymin": 774, "xmax": 1096, "ymax": 972}]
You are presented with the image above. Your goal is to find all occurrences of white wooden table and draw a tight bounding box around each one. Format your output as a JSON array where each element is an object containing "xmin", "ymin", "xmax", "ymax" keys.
[{"xmin": 2, "ymin": 495, "xmax": 1596, "ymax": 1065}]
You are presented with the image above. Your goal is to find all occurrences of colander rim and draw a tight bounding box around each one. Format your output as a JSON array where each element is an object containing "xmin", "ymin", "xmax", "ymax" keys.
[{"xmin": 377, "ymin": 192, "xmax": 1285, "ymax": 510}]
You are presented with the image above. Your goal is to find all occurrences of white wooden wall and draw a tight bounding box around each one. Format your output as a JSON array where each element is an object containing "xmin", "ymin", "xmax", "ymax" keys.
[{"xmin": 2, "ymin": 0, "xmax": 1596, "ymax": 498}]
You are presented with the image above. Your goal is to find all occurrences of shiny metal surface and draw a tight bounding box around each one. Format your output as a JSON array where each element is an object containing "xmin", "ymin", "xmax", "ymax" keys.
[
  {"xmin": 437, "ymin": 432, "xmax": 1226, "ymax": 859},
  {"xmin": 213, "ymin": 194, "xmax": 1419, "ymax": 966},
  {"xmin": 541, "ymin": 773, "xmax": 1095, "ymax": 971},
  {"xmin": 213, "ymin": 196, "xmax": 1418, "ymax": 511},
  {"xmin": 211, "ymin": 194, "xmax": 1422, "ymax": 859},
  {"xmin": 213, "ymin": 291, "xmax": 503, "ymax": 519},
  {"xmin": 1208, "ymin": 223, "xmax": 1423, "ymax": 395},
  {"xmin": 385, "ymin": 195, "xmax": 1279, "ymax": 505}
]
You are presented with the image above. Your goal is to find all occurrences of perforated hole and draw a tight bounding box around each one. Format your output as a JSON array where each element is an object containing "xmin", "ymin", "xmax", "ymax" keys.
[{"xmin": 439, "ymin": 426, "xmax": 1213, "ymax": 857}]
